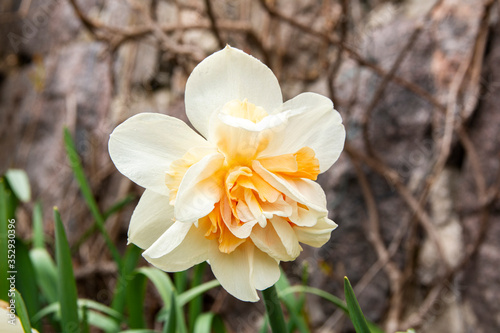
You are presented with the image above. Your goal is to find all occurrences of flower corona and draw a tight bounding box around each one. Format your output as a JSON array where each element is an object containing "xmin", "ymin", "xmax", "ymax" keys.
[{"xmin": 109, "ymin": 46, "xmax": 345, "ymax": 301}]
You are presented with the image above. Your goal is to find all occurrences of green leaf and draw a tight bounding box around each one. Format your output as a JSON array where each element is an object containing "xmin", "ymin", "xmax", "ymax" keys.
[
  {"xmin": 119, "ymin": 330, "xmax": 158, "ymax": 333},
  {"xmin": 275, "ymin": 272, "xmax": 310, "ymax": 333},
  {"xmin": 0, "ymin": 179, "xmax": 8, "ymax": 301},
  {"xmin": 15, "ymin": 238, "xmax": 40, "ymax": 319},
  {"xmin": 29, "ymin": 248, "xmax": 58, "ymax": 304},
  {"xmin": 54, "ymin": 208, "xmax": 80, "ymax": 333},
  {"xmin": 14, "ymin": 289, "xmax": 32, "ymax": 333},
  {"xmin": 126, "ymin": 273, "xmax": 147, "ymax": 329},
  {"xmin": 63, "ymin": 128, "xmax": 122, "ymax": 268},
  {"xmin": 279, "ymin": 285, "xmax": 384, "ymax": 332},
  {"xmin": 78, "ymin": 299, "xmax": 123, "ymax": 321},
  {"xmin": 112, "ymin": 244, "xmax": 142, "ymax": 314},
  {"xmin": 187, "ymin": 263, "xmax": 207, "ymax": 332},
  {"xmin": 85, "ymin": 309, "xmax": 120, "ymax": 332},
  {"xmin": 175, "ymin": 270, "xmax": 189, "ymax": 294},
  {"xmin": 344, "ymin": 277, "xmax": 371, "ymax": 333},
  {"xmin": 135, "ymin": 268, "xmax": 187, "ymax": 333},
  {"xmin": 5, "ymin": 169, "xmax": 31, "ymax": 202},
  {"xmin": 178, "ymin": 280, "xmax": 220, "ymax": 307},
  {"xmin": 82, "ymin": 304, "xmax": 90, "ymax": 333},
  {"xmin": 193, "ymin": 312, "xmax": 226, "ymax": 333},
  {"xmin": 279, "ymin": 285, "xmax": 348, "ymax": 313},
  {"xmin": 32, "ymin": 202, "xmax": 45, "ymax": 249},
  {"xmin": 136, "ymin": 267, "xmax": 175, "ymax": 307},
  {"xmin": 32, "ymin": 302, "xmax": 60, "ymax": 323},
  {"xmin": 163, "ymin": 293, "xmax": 177, "ymax": 333}
]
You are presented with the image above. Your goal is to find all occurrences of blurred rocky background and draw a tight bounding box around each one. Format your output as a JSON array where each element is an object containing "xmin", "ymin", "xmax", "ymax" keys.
[{"xmin": 1, "ymin": 0, "xmax": 499, "ymax": 332}]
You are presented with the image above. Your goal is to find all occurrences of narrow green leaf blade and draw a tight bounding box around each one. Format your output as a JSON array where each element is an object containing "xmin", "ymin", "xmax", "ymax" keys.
[
  {"xmin": 5, "ymin": 169, "xmax": 31, "ymax": 203},
  {"xmin": 63, "ymin": 128, "xmax": 122, "ymax": 268},
  {"xmin": 32, "ymin": 202, "xmax": 45, "ymax": 249},
  {"xmin": 29, "ymin": 248, "xmax": 58, "ymax": 304},
  {"xmin": 193, "ymin": 312, "xmax": 226, "ymax": 333},
  {"xmin": 0, "ymin": 179, "xmax": 8, "ymax": 301},
  {"xmin": 178, "ymin": 280, "xmax": 220, "ymax": 307},
  {"xmin": 136, "ymin": 267, "xmax": 175, "ymax": 307},
  {"xmin": 344, "ymin": 277, "xmax": 371, "ymax": 333},
  {"xmin": 14, "ymin": 289, "xmax": 32, "ymax": 333},
  {"xmin": 126, "ymin": 273, "xmax": 147, "ymax": 329},
  {"xmin": 86, "ymin": 310, "xmax": 121, "ymax": 332},
  {"xmin": 54, "ymin": 207, "xmax": 80, "ymax": 333},
  {"xmin": 279, "ymin": 285, "xmax": 348, "ymax": 313},
  {"xmin": 275, "ymin": 272, "xmax": 310, "ymax": 333},
  {"xmin": 112, "ymin": 244, "xmax": 141, "ymax": 313},
  {"xmin": 163, "ymin": 293, "xmax": 177, "ymax": 333},
  {"xmin": 15, "ymin": 238, "xmax": 40, "ymax": 319},
  {"xmin": 187, "ymin": 263, "xmax": 207, "ymax": 332}
]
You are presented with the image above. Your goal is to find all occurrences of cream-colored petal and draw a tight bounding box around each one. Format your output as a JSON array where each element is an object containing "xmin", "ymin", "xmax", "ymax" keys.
[
  {"xmin": 252, "ymin": 246, "xmax": 281, "ymax": 291},
  {"xmin": 174, "ymin": 153, "xmax": 225, "ymax": 223},
  {"xmin": 142, "ymin": 221, "xmax": 192, "ymax": 259},
  {"xmin": 208, "ymin": 242, "xmax": 279, "ymax": 302},
  {"xmin": 143, "ymin": 225, "xmax": 216, "ymax": 272},
  {"xmin": 251, "ymin": 220, "xmax": 297, "ymax": 262},
  {"xmin": 271, "ymin": 217, "xmax": 302, "ymax": 259},
  {"xmin": 253, "ymin": 160, "xmax": 328, "ymax": 213},
  {"xmin": 185, "ymin": 46, "xmax": 283, "ymax": 137},
  {"xmin": 260, "ymin": 195, "xmax": 292, "ymax": 219},
  {"xmin": 260, "ymin": 92, "xmax": 346, "ymax": 173},
  {"xmin": 294, "ymin": 217, "xmax": 338, "ymax": 247},
  {"xmin": 208, "ymin": 242, "xmax": 259, "ymax": 302},
  {"xmin": 128, "ymin": 189, "xmax": 175, "ymax": 249},
  {"xmin": 109, "ymin": 113, "xmax": 211, "ymax": 195},
  {"xmin": 208, "ymin": 109, "xmax": 286, "ymax": 165},
  {"xmin": 286, "ymin": 196, "xmax": 324, "ymax": 227}
]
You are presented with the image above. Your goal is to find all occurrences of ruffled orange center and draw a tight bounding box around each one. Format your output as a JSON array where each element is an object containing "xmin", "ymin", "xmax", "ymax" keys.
[{"xmin": 166, "ymin": 100, "xmax": 320, "ymax": 254}]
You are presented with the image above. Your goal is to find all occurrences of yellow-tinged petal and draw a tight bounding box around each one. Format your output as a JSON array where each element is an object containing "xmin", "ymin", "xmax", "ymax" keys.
[
  {"xmin": 252, "ymin": 160, "xmax": 328, "ymax": 213},
  {"xmin": 251, "ymin": 217, "xmax": 301, "ymax": 261},
  {"xmin": 259, "ymin": 92, "xmax": 345, "ymax": 173},
  {"xmin": 257, "ymin": 146, "xmax": 320, "ymax": 180},
  {"xmin": 174, "ymin": 152, "xmax": 225, "ymax": 223},
  {"xmin": 185, "ymin": 46, "xmax": 283, "ymax": 138}
]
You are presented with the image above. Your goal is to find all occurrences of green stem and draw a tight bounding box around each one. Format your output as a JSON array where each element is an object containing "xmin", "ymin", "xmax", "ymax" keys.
[{"xmin": 262, "ymin": 285, "xmax": 287, "ymax": 333}]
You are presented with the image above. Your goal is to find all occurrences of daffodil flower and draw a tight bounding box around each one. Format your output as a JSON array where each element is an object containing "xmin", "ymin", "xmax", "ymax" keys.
[{"xmin": 109, "ymin": 46, "xmax": 345, "ymax": 302}]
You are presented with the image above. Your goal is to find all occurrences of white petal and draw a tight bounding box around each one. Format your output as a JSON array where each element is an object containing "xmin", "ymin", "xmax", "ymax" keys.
[
  {"xmin": 260, "ymin": 92, "xmax": 346, "ymax": 173},
  {"xmin": 185, "ymin": 46, "xmax": 283, "ymax": 137},
  {"xmin": 109, "ymin": 113, "xmax": 211, "ymax": 195},
  {"xmin": 253, "ymin": 160, "xmax": 328, "ymax": 213},
  {"xmin": 143, "ymin": 225, "xmax": 216, "ymax": 272},
  {"xmin": 142, "ymin": 221, "xmax": 192, "ymax": 259},
  {"xmin": 128, "ymin": 189, "xmax": 175, "ymax": 249},
  {"xmin": 208, "ymin": 242, "xmax": 280, "ymax": 302},
  {"xmin": 175, "ymin": 153, "xmax": 225, "ymax": 223},
  {"xmin": 294, "ymin": 217, "xmax": 338, "ymax": 247}
]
